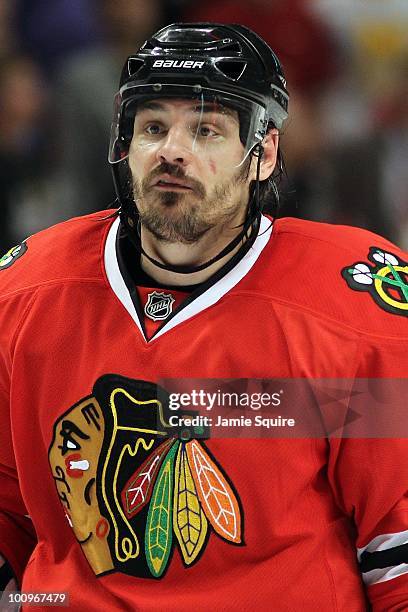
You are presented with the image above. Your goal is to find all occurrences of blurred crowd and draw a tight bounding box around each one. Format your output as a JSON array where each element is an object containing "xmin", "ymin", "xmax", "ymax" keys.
[{"xmin": 1, "ymin": 0, "xmax": 407, "ymax": 250}]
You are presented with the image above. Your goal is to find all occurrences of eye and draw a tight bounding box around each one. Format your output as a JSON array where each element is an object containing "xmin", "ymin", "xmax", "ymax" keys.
[
  {"xmin": 199, "ymin": 126, "xmax": 212, "ymax": 137},
  {"xmin": 197, "ymin": 125, "xmax": 218, "ymax": 138},
  {"xmin": 145, "ymin": 123, "xmax": 164, "ymax": 136},
  {"xmin": 57, "ymin": 420, "xmax": 90, "ymax": 456},
  {"xmin": 59, "ymin": 430, "xmax": 81, "ymax": 455}
]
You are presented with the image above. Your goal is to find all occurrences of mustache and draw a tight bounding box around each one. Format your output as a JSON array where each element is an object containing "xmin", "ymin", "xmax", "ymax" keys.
[{"xmin": 142, "ymin": 163, "xmax": 206, "ymax": 198}]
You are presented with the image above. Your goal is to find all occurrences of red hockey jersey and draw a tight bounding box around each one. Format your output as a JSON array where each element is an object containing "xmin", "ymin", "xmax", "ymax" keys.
[{"xmin": 0, "ymin": 212, "xmax": 407, "ymax": 611}]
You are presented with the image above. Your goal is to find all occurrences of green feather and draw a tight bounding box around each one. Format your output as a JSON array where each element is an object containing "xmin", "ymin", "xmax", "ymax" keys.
[{"xmin": 145, "ymin": 441, "xmax": 179, "ymax": 577}]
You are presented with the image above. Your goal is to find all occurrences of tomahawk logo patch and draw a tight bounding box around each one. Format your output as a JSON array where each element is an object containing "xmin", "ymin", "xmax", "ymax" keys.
[
  {"xmin": 342, "ymin": 247, "xmax": 408, "ymax": 316},
  {"xmin": 144, "ymin": 291, "xmax": 175, "ymax": 321},
  {"xmin": 0, "ymin": 242, "xmax": 27, "ymax": 270},
  {"xmin": 48, "ymin": 375, "xmax": 243, "ymax": 580}
]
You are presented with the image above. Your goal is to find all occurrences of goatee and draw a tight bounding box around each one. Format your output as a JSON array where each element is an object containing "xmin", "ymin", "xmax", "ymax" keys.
[{"xmin": 133, "ymin": 161, "xmax": 249, "ymax": 244}]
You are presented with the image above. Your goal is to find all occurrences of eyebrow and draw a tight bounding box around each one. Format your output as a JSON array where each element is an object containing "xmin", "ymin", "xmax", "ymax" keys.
[
  {"xmin": 137, "ymin": 100, "xmax": 238, "ymax": 119},
  {"xmin": 137, "ymin": 101, "xmax": 166, "ymax": 112}
]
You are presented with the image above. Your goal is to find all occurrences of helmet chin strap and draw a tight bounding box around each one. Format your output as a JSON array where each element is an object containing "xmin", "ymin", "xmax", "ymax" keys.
[{"xmin": 118, "ymin": 145, "xmax": 265, "ymax": 275}]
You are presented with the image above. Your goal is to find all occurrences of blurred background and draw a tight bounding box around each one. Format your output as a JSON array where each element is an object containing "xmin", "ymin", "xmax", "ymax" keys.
[{"xmin": 1, "ymin": 0, "xmax": 407, "ymax": 250}]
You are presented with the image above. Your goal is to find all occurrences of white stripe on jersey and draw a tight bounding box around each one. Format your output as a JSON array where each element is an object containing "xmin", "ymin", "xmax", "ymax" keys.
[
  {"xmin": 357, "ymin": 529, "xmax": 408, "ymax": 561},
  {"xmin": 360, "ymin": 563, "xmax": 408, "ymax": 586},
  {"xmin": 357, "ymin": 529, "xmax": 408, "ymax": 585}
]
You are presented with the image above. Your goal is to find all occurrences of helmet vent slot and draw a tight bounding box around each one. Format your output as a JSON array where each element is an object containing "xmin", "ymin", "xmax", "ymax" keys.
[
  {"xmin": 215, "ymin": 60, "xmax": 247, "ymax": 81},
  {"xmin": 219, "ymin": 41, "xmax": 242, "ymax": 53},
  {"xmin": 140, "ymin": 40, "xmax": 155, "ymax": 50},
  {"xmin": 127, "ymin": 58, "xmax": 145, "ymax": 77}
]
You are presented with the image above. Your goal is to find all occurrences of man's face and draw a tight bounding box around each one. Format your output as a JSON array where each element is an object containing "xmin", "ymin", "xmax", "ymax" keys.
[{"xmin": 128, "ymin": 98, "xmax": 255, "ymax": 244}]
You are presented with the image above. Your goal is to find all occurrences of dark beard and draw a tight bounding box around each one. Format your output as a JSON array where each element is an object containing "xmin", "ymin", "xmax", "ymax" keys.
[
  {"xmin": 133, "ymin": 160, "xmax": 250, "ymax": 244},
  {"xmin": 138, "ymin": 200, "xmax": 213, "ymax": 244}
]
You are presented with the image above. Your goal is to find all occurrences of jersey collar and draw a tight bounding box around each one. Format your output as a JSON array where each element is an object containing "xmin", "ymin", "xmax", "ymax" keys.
[{"xmin": 104, "ymin": 215, "xmax": 273, "ymax": 342}]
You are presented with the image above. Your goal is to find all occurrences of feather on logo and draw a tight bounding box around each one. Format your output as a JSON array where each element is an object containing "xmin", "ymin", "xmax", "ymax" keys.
[{"xmin": 342, "ymin": 247, "xmax": 408, "ymax": 317}]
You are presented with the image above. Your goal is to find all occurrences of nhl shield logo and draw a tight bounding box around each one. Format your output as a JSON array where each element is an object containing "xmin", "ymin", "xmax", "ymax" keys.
[{"xmin": 144, "ymin": 291, "xmax": 175, "ymax": 321}]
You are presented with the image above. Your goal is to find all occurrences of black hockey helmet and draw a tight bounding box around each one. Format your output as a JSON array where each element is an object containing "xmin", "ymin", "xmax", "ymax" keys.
[
  {"xmin": 109, "ymin": 22, "xmax": 288, "ymax": 164},
  {"xmin": 109, "ymin": 23, "xmax": 289, "ymax": 273}
]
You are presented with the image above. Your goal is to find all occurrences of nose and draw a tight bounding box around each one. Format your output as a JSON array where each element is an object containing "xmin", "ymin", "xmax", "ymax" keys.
[{"xmin": 155, "ymin": 126, "xmax": 193, "ymax": 167}]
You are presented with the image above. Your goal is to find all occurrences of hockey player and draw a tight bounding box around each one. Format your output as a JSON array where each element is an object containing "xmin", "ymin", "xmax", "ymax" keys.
[{"xmin": 0, "ymin": 23, "xmax": 407, "ymax": 611}]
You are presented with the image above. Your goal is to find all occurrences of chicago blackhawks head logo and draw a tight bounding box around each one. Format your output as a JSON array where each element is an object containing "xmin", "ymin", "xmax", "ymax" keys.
[
  {"xmin": 49, "ymin": 375, "xmax": 242, "ymax": 579},
  {"xmin": 342, "ymin": 247, "xmax": 408, "ymax": 317}
]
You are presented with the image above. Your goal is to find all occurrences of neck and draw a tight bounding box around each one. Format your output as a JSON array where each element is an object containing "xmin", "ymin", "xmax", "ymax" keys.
[{"xmin": 139, "ymin": 213, "xmax": 253, "ymax": 286}]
